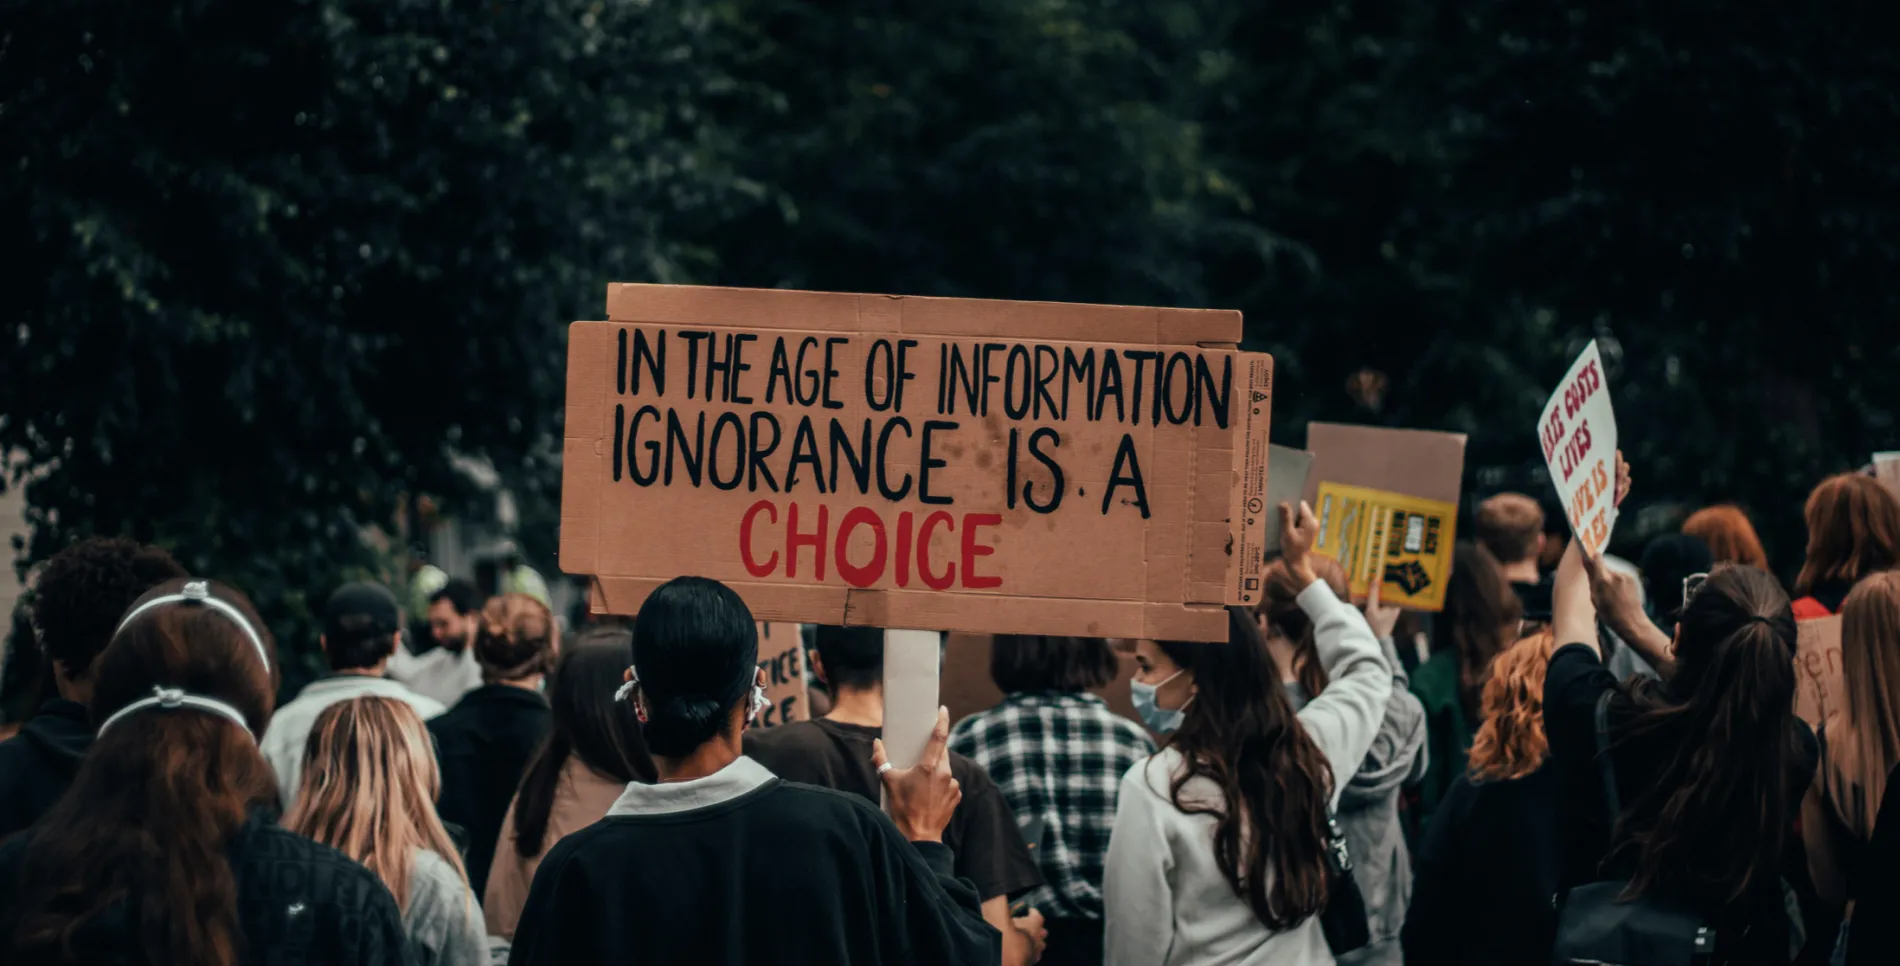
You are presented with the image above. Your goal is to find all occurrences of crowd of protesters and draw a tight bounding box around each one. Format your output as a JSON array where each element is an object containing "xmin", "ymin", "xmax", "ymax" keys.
[{"xmin": 0, "ymin": 455, "xmax": 1897, "ymax": 966}]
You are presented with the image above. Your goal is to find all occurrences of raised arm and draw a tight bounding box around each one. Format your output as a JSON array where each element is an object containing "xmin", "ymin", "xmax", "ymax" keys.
[{"xmin": 1280, "ymin": 501, "xmax": 1391, "ymax": 799}]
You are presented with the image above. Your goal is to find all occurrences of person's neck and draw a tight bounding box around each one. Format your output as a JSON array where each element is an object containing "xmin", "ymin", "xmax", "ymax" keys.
[
  {"xmin": 1263, "ymin": 634, "xmax": 1302, "ymax": 685},
  {"xmin": 656, "ymin": 735, "xmax": 743, "ymax": 783},
  {"xmin": 824, "ymin": 685, "xmax": 884, "ymax": 728},
  {"xmin": 332, "ymin": 662, "xmax": 389, "ymax": 679},
  {"xmin": 53, "ymin": 676, "xmax": 93, "ymax": 707},
  {"xmin": 493, "ymin": 675, "xmax": 544, "ymax": 692},
  {"xmin": 1500, "ymin": 559, "xmax": 1542, "ymax": 584}
]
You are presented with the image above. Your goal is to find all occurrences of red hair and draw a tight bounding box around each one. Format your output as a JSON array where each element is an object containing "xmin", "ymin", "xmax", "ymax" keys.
[
  {"xmin": 1682, "ymin": 505, "xmax": 1769, "ymax": 570},
  {"xmin": 1466, "ymin": 631, "xmax": 1555, "ymax": 781},
  {"xmin": 1796, "ymin": 474, "xmax": 1900, "ymax": 596}
]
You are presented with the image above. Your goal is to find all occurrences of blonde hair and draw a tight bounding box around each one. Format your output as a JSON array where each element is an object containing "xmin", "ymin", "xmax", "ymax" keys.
[
  {"xmin": 1466, "ymin": 630, "xmax": 1555, "ymax": 782},
  {"xmin": 284, "ymin": 696, "xmax": 469, "ymax": 912},
  {"xmin": 1827, "ymin": 571, "xmax": 1900, "ymax": 837}
]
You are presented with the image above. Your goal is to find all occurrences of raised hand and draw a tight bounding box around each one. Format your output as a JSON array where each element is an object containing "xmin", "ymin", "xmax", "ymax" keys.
[
  {"xmin": 1363, "ymin": 577, "xmax": 1402, "ymax": 639},
  {"xmin": 873, "ymin": 706, "xmax": 961, "ymax": 844},
  {"xmin": 1279, "ymin": 500, "xmax": 1320, "ymax": 587}
]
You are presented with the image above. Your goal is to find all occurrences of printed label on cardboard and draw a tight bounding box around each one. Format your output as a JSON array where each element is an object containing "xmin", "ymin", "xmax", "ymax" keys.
[
  {"xmin": 753, "ymin": 622, "xmax": 808, "ymax": 728},
  {"xmin": 1538, "ymin": 341, "xmax": 1620, "ymax": 556},
  {"xmin": 1312, "ymin": 482, "xmax": 1457, "ymax": 611},
  {"xmin": 562, "ymin": 284, "xmax": 1273, "ymax": 642}
]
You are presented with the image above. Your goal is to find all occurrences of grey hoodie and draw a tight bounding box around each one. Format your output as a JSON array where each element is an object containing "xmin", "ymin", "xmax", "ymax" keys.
[{"xmin": 1285, "ymin": 635, "xmax": 1429, "ymax": 966}]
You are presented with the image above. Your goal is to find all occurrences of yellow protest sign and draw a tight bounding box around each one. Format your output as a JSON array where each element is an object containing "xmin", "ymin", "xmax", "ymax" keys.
[{"xmin": 1311, "ymin": 482, "xmax": 1457, "ymax": 611}]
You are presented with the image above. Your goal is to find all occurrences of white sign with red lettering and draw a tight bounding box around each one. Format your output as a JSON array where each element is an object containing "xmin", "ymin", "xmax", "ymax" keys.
[{"xmin": 1538, "ymin": 341, "xmax": 1619, "ymax": 556}]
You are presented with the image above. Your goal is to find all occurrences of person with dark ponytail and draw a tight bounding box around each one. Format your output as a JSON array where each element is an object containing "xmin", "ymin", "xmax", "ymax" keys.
[
  {"xmin": 429, "ymin": 592, "xmax": 557, "ymax": 898},
  {"xmin": 484, "ymin": 624, "xmax": 656, "ymax": 940},
  {"xmin": 507, "ymin": 575, "xmax": 1000, "ymax": 965},
  {"xmin": 0, "ymin": 578, "xmax": 409, "ymax": 966},
  {"xmin": 1547, "ymin": 460, "xmax": 1819, "ymax": 965},
  {"xmin": 1104, "ymin": 502, "xmax": 1391, "ymax": 965}
]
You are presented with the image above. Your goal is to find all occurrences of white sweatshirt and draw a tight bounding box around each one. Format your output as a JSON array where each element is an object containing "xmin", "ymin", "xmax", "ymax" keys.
[{"xmin": 1103, "ymin": 579, "xmax": 1392, "ymax": 966}]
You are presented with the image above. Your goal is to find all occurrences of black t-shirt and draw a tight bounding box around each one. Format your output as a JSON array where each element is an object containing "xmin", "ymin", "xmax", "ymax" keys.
[
  {"xmin": 745, "ymin": 718, "xmax": 1042, "ymax": 902},
  {"xmin": 509, "ymin": 779, "xmax": 999, "ymax": 966},
  {"xmin": 1544, "ymin": 643, "xmax": 1819, "ymax": 963},
  {"xmin": 0, "ymin": 815, "xmax": 409, "ymax": 965}
]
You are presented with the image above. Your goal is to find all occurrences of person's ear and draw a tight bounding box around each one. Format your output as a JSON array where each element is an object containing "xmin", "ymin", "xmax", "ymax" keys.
[
  {"xmin": 1534, "ymin": 532, "xmax": 1548, "ymax": 559},
  {"xmin": 1669, "ymin": 626, "xmax": 1682, "ymax": 660},
  {"xmin": 810, "ymin": 650, "xmax": 829, "ymax": 688},
  {"xmin": 318, "ymin": 634, "xmax": 330, "ymax": 656}
]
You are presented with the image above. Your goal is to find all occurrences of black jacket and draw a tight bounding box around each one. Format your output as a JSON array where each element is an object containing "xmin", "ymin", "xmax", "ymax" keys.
[
  {"xmin": 428, "ymin": 684, "xmax": 550, "ymax": 897},
  {"xmin": 0, "ymin": 814, "xmax": 410, "ymax": 965},
  {"xmin": 1402, "ymin": 766, "xmax": 1562, "ymax": 966},
  {"xmin": 1847, "ymin": 764, "xmax": 1900, "ymax": 965},
  {"xmin": 508, "ymin": 775, "xmax": 999, "ymax": 966},
  {"xmin": 0, "ymin": 699, "xmax": 92, "ymax": 840}
]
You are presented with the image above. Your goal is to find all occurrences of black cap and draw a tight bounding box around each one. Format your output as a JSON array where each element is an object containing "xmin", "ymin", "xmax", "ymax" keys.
[{"xmin": 324, "ymin": 582, "xmax": 403, "ymax": 641}]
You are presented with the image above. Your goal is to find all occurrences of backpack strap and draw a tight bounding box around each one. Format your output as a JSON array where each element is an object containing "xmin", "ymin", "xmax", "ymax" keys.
[{"xmin": 1593, "ymin": 690, "xmax": 1621, "ymax": 822}]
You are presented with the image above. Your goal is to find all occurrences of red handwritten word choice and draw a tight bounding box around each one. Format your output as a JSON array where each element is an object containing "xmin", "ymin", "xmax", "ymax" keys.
[{"xmin": 739, "ymin": 500, "xmax": 1004, "ymax": 590}]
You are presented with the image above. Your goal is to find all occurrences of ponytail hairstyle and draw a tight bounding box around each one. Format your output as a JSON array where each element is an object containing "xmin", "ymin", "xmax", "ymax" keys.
[
  {"xmin": 1159, "ymin": 607, "xmax": 1335, "ymax": 930},
  {"xmin": 1466, "ymin": 630, "xmax": 1556, "ymax": 782},
  {"xmin": 3, "ymin": 579, "xmax": 276, "ymax": 966},
  {"xmin": 285, "ymin": 696, "xmax": 469, "ymax": 913},
  {"xmin": 475, "ymin": 593, "xmax": 560, "ymax": 683},
  {"xmin": 1827, "ymin": 571, "xmax": 1900, "ymax": 837},
  {"xmin": 1254, "ymin": 554, "xmax": 1351, "ymax": 699},
  {"xmin": 1616, "ymin": 564, "xmax": 1800, "ymax": 907},
  {"xmin": 1442, "ymin": 541, "xmax": 1523, "ymax": 721},
  {"xmin": 513, "ymin": 625, "xmax": 656, "ymax": 857},
  {"xmin": 629, "ymin": 576, "xmax": 759, "ymax": 758}
]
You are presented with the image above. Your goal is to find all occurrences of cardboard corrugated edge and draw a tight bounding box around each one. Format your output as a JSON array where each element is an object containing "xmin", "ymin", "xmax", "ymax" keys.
[
  {"xmin": 606, "ymin": 282, "xmax": 1242, "ymax": 347},
  {"xmin": 558, "ymin": 323, "xmax": 611, "ymax": 578},
  {"xmin": 591, "ymin": 576, "xmax": 1230, "ymax": 642}
]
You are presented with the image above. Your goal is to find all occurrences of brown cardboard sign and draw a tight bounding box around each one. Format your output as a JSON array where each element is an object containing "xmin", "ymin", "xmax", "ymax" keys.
[
  {"xmin": 563, "ymin": 284, "xmax": 1275, "ymax": 643},
  {"xmin": 753, "ymin": 622, "xmax": 808, "ymax": 728},
  {"xmin": 1301, "ymin": 423, "xmax": 1468, "ymax": 508},
  {"xmin": 1794, "ymin": 615, "xmax": 1844, "ymax": 729}
]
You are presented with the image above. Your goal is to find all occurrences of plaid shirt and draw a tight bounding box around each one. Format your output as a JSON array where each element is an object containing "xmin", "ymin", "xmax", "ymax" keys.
[{"xmin": 949, "ymin": 691, "xmax": 1156, "ymax": 920}]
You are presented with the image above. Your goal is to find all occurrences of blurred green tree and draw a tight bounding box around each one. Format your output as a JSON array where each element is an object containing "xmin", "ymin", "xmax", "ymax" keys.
[{"xmin": 0, "ymin": 0, "xmax": 754, "ymax": 691}]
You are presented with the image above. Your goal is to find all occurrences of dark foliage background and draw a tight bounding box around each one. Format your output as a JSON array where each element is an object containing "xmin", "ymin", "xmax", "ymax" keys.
[{"xmin": 4, "ymin": 0, "xmax": 1894, "ymax": 686}]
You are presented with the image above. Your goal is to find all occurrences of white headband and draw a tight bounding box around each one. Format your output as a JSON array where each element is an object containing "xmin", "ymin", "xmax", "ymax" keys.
[
  {"xmin": 97, "ymin": 580, "xmax": 269, "ymax": 742},
  {"xmin": 95, "ymin": 685, "xmax": 255, "ymax": 741},
  {"xmin": 115, "ymin": 580, "xmax": 270, "ymax": 672}
]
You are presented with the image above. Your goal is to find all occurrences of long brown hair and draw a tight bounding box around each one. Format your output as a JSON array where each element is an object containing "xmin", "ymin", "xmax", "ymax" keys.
[
  {"xmin": 476, "ymin": 593, "xmax": 560, "ymax": 682},
  {"xmin": 1795, "ymin": 474, "xmax": 1900, "ymax": 597},
  {"xmin": 1682, "ymin": 505, "xmax": 1770, "ymax": 570},
  {"xmin": 1466, "ymin": 631, "xmax": 1555, "ymax": 782},
  {"xmin": 285, "ymin": 696, "xmax": 468, "ymax": 912},
  {"xmin": 1615, "ymin": 565, "xmax": 1800, "ymax": 907},
  {"xmin": 1825, "ymin": 572, "xmax": 1900, "ymax": 837},
  {"xmin": 1255, "ymin": 555, "xmax": 1351, "ymax": 699},
  {"xmin": 1441, "ymin": 542, "xmax": 1523, "ymax": 720},
  {"xmin": 513, "ymin": 626, "xmax": 655, "ymax": 858},
  {"xmin": 3, "ymin": 579, "xmax": 276, "ymax": 966},
  {"xmin": 1158, "ymin": 607, "xmax": 1334, "ymax": 930}
]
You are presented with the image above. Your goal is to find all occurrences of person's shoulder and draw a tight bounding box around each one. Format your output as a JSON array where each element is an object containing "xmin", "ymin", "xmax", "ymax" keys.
[
  {"xmin": 1120, "ymin": 748, "xmax": 1178, "ymax": 797},
  {"xmin": 237, "ymin": 824, "xmax": 393, "ymax": 909},
  {"xmin": 405, "ymin": 690, "xmax": 449, "ymax": 719},
  {"xmin": 745, "ymin": 719, "xmax": 828, "ymax": 758},
  {"xmin": 946, "ymin": 749, "xmax": 1002, "ymax": 793},
  {"xmin": 1102, "ymin": 708, "xmax": 1157, "ymax": 750}
]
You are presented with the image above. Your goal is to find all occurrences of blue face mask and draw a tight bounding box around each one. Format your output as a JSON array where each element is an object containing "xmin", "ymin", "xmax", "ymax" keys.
[{"xmin": 1130, "ymin": 669, "xmax": 1192, "ymax": 734}]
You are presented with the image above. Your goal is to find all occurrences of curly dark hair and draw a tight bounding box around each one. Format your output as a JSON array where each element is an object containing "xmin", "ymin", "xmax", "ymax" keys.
[{"xmin": 32, "ymin": 537, "xmax": 187, "ymax": 680}]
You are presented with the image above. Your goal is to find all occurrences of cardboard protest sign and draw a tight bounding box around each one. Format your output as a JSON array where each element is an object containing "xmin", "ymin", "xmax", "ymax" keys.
[
  {"xmin": 1301, "ymin": 423, "xmax": 1467, "ymax": 507},
  {"xmin": 1262, "ymin": 445, "xmax": 1315, "ymax": 552},
  {"xmin": 1311, "ymin": 482, "xmax": 1457, "ymax": 611},
  {"xmin": 753, "ymin": 622, "xmax": 808, "ymax": 728},
  {"xmin": 1538, "ymin": 341, "xmax": 1619, "ymax": 556},
  {"xmin": 1793, "ymin": 615, "xmax": 1844, "ymax": 729},
  {"xmin": 562, "ymin": 284, "xmax": 1275, "ymax": 642},
  {"xmin": 1875, "ymin": 452, "xmax": 1900, "ymax": 501}
]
